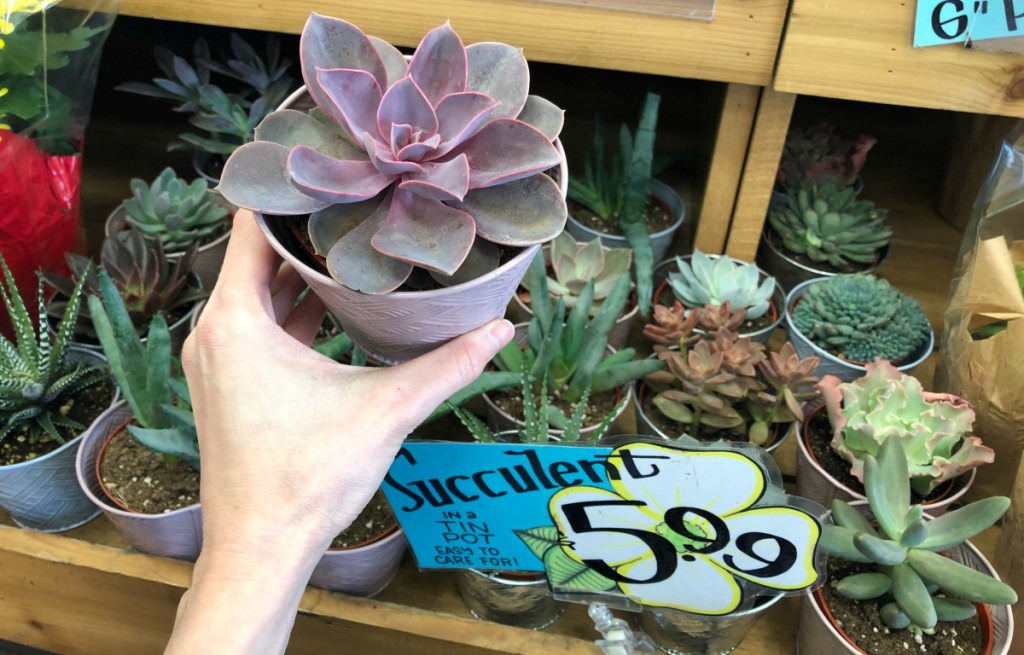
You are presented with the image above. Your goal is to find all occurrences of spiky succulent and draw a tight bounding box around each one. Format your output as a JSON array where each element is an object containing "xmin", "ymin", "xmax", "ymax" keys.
[
  {"xmin": 520, "ymin": 231, "xmax": 632, "ymax": 314},
  {"xmin": 668, "ymin": 252, "xmax": 775, "ymax": 320},
  {"xmin": 792, "ymin": 275, "xmax": 931, "ymax": 363},
  {"xmin": 822, "ymin": 438, "xmax": 1016, "ymax": 637},
  {"xmin": 218, "ymin": 15, "xmax": 567, "ymax": 295},
  {"xmin": 776, "ymin": 123, "xmax": 876, "ymax": 192},
  {"xmin": 122, "ymin": 167, "xmax": 230, "ymax": 252},
  {"xmin": 44, "ymin": 230, "xmax": 209, "ymax": 340},
  {"xmin": 769, "ymin": 183, "xmax": 892, "ymax": 269},
  {"xmin": 819, "ymin": 359, "xmax": 993, "ymax": 496},
  {"xmin": 88, "ymin": 271, "xmax": 199, "ymax": 469},
  {"xmin": 0, "ymin": 258, "xmax": 105, "ymax": 444}
]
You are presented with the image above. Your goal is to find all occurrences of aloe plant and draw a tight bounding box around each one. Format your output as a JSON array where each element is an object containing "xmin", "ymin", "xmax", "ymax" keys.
[{"xmin": 822, "ymin": 438, "xmax": 1016, "ymax": 637}]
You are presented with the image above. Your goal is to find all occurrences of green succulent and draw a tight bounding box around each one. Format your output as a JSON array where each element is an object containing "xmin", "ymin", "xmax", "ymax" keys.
[
  {"xmin": 769, "ymin": 183, "xmax": 892, "ymax": 269},
  {"xmin": 122, "ymin": 167, "xmax": 230, "ymax": 252},
  {"xmin": 792, "ymin": 274, "xmax": 931, "ymax": 363},
  {"xmin": 88, "ymin": 271, "xmax": 199, "ymax": 470},
  {"xmin": 520, "ymin": 232, "xmax": 632, "ymax": 315},
  {"xmin": 0, "ymin": 258, "xmax": 105, "ymax": 445},
  {"xmin": 667, "ymin": 251, "xmax": 776, "ymax": 320},
  {"xmin": 822, "ymin": 438, "xmax": 1016, "ymax": 637}
]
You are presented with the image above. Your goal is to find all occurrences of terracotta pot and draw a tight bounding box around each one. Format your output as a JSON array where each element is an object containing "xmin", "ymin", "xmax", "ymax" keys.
[
  {"xmin": 796, "ymin": 502, "xmax": 1013, "ymax": 655},
  {"xmin": 633, "ymin": 379, "xmax": 793, "ymax": 454},
  {"xmin": 253, "ymin": 86, "xmax": 568, "ymax": 365},
  {"xmin": 0, "ymin": 348, "xmax": 115, "ymax": 532},
  {"xmin": 784, "ymin": 278, "xmax": 934, "ymax": 383},
  {"xmin": 638, "ymin": 593, "xmax": 783, "ymax": 655},
  {"xmin": 455, "ymin": 569, "xmax": 564, "ymax": 629},
  {"xmin": 757, "ymin": 228, "xmax": 889, "ymax": 294},
  {"xmin": 105, "ymin": 194, "xmax": 235, "ymax": 291},
  {"xmin": 309, "ymin": 522, "xmax": 408, "ymax": 597},
  {"xmin": 796, "ymin": 402, "xmax": 976, "ymax": 516},
  {"xmin": 564, "ymin": 179, "xmax": 686, "ymax": 266},
  {"xmin": 75, "ymin": 401, "xmax": 203, "ymax": 560},
  {"xmin": 651, "ymin": 254, "xmax": 785, "ymax": 345}
]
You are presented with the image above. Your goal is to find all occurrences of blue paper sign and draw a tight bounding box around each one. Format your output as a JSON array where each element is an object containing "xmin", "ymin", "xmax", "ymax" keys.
[
  {"xmin": 383, "ymin": 437, "xmax": 826, "ymax": 615},
  {"xmin": 915, "ymin": 0, "xmax": 1024, "ymax": 47}
]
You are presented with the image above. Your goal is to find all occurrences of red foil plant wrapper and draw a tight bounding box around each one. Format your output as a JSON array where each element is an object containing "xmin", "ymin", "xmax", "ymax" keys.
[{"xmin": 0, "ymin": 0, "xmax": 119, "ymax": 338}]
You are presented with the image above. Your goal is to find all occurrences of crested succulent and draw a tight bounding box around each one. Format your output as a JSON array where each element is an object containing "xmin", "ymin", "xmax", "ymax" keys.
[
  {"xmin": 644, "ymin": 314, "xmax": 819, "ymax": 444},
  {"xmin": 218, "ymin": 15, "xmax": 567, "ymax": 295},
  {"xmin": 777, "ymin": 123, "xmax": 876, "ymax": 192},
  {"xmin": 0, "ymin": 258, "xmax": 105, "ymax": 446},
  {"xmin": 492, "ymin": 255, "xmax": 662, "ymax": 431},
  {"xmin": 568, "ymin": 92, "xmax": 661, "ymax": 315},
  {"xmin": 667, "ymin": 252, "xmax": 776, "ymax": 320},
  {"xmin": 44, "ymin": 230, "xmax": 209, "ymax": 340},
  {"xmin": 819, "ymin": 359, "xmax": 993, "ymax": 496},
  {"xmin": 822, "ymin": 438, "xmax": 1016, "ymax": 637},
  {"xmin": 769, "ymin": 183, "xmax": 892, "ymax": 269},
  {"xmin": 520, "ymin": 232, "xmax": 632, "ymax": 314},
  {"xmin": 122, "ymin": 167, "xmax": 230, "ymax": 252},
  {"xmin": 88, "ymin": 270, "xmax": 199, "ymax": 469},
  {"xmin": 792, "ymin": 274, "xmax": 931, "ymax": 363}
]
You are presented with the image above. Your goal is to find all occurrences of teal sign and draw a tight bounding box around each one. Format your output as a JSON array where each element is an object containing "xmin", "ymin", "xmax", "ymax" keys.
[
  {"xmin": 383, "ymin": 438, "xmax": 826, "ymax": 615},
  {"xmin": 915, "ymin": 0, "xmax": 1024, "ymax": 47}
]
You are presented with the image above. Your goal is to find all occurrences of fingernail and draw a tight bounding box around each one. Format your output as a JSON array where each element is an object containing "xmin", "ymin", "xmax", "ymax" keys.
[{"xmin": 487, "ymin": 319, "xmax": 514, "ymax": 352}]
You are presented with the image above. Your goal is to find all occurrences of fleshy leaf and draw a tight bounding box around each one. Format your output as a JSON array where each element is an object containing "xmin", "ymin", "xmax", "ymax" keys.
[
  {"xmin": 289, "ymin": 146, "xmax": 395, "ymax": 203},
  {"xmin": 254, "ymin": 109, "xmax": 366, "ymax": 161},
  {"xmin": 317, "ymin": 68, "xmax": 384, "ymax": 142},
  {"xmin": 371, "ymin": 189, "xmax": 476, "ymax": 275},
  {"xmin": 399, "ymin": 155, "xmax": 470, "ymax": 202},
  {"xmin": 359, "ymin": 132, "xmax": 425, "ymax": 176},
  {"xmin": 308, "ymin": 195, "xmax": 387, "ymax": 256},
  {"xmin": 218, "ymin": 141, "xmax": 331, "ymax": 215},
  {"xmin": 326, "ymin": 192, "xmax": 413, "ymax": 293},
  {"xmin": 447, "ymin": 119, "xmax": 561, "ymax": 189},
  {"xmin": 377, "ymin": 77, "xmax": 439, "ymax": 145},
  {"xmin": 433, "ymin": 92, "xmax": 500, "ymax": 156},
  {"xmin": 465, "ymin": 42, "xmax": 529, "ymax": 119},
  {"xmin": 407, "ymin": 22, "xmax": 467, "ymax": 105},
  {"xmin": 430, "ymin": 238, "xmax": 500, "ymax": 287},
  {"xmin": 301, "ymin": 14, "xmax": 387, "ymax": 122},
  {"xmin": 368, "ymin": 35, "xmax": 408, "ymax": 88},
  {"xmin": 460, "ymin": 173, "xmax": 566, "ymax": 246},
  {"xmin": 517, "ymin": 95, "xmax": 565, "ymax": 140}
]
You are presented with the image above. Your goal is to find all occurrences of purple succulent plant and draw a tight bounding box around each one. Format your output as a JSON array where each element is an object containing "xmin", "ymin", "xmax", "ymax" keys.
[{"xmin": 219, "ymin": 15, "xmax": 567, "ymax": 294}]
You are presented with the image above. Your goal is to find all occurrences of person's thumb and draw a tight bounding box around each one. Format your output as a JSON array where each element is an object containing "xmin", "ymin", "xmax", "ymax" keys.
[{"xmin": 387, "ymin": 318, "xmax": 514, "ymax": 422}]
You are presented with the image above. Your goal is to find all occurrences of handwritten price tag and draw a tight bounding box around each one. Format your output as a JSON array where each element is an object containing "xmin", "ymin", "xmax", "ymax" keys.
[{"xmin": 383, "ymin": 438, "xmax": 826, "ymax": 616}]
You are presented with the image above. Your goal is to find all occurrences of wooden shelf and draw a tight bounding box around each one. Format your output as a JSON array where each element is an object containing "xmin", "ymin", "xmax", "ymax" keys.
[
  {"xmin": 115, "ymin": 0, "xmax": 788, "ymax": 85},
  {"xmin": 775, "ymin": 0, "xmax": 1024, "ymax": 118}
]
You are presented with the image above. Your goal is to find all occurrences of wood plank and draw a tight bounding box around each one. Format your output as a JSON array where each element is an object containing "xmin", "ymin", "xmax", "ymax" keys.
[
  {"xmin": 725, "ymin": 89, "xmax": 796, "ymax": 262},
  {"xmin": 776, "ymin": 0, "xmax": 1024, "ymax": 118},
  {"xmin": 114, "ymin": 0, "xmax": 788, "ymax": 85},
  {"xmin": 694, "ymin": 83, "xmax": 761, "ymax": 254}
]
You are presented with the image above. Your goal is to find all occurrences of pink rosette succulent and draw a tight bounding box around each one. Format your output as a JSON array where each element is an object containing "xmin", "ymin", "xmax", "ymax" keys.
[
  {"xmin": 818, "ymin": 358, "xmax": 994, "ymax": 495},
  {"xmin": 219, "ymin": 15, "xmax": 567, "ymax": 294}
]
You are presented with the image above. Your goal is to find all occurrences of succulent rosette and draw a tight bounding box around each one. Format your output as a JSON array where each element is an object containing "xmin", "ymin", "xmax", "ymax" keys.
[{"xmin": 219, "ymin": 15, "xmax": 567, "ymax": 294}]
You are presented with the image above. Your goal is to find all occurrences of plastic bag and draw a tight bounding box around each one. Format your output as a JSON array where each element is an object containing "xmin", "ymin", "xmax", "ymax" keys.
[
  {"xmin": 0, "ymin": 0, "xmax": 119, "ymax": 339},
  {"xmin": 937, "ymin": 121, "xmax": 1024, "ymax": 500}
]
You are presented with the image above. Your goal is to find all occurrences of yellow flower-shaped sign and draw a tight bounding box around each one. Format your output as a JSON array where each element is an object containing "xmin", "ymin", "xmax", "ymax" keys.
[{"xmin": 545, "ymin": 442, "xmax": 821, "ymax": 615}]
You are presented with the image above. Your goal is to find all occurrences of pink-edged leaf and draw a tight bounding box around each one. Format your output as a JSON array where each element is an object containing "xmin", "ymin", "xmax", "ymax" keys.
[
  {"xmin": 369, "ymin": 35, "xmax": 408, "ymax": 89},
  {"xmin": 408, "ymin": 22, "xmax": 467, "ymax": 106},
  {"xmin": 458, "ymin": 173, "xmax": 566, "ymax": 246},
  {"xmin": 446, "ymin": 118, "xmax": 561, "ymax": 189},
  {"xmin": 391, "ymin": 123, "xmax": 415, "ymax": 151},
  {"xmin": 399, "ymin": 154, "xmax": 469, "ymax": 202},
  {"xmin": 358, "ymin": 132, "xmax": 424, "ymax": 176},
  {"xmin": 465, "ymin": 42, "xmax": 529, "ymax": 119},
  {"xmin": 429, "ymin": 238, "xmax": 500, "ymax": 287},
  {"xmin": 317, "ymin": 68, "xmax": 383, "ymax": 142},
  {"xmin": 255, "ymin": 109, "xmax": 366, "ymax": 161},
  {"xmin": 371, "ymin": 189, "xmax": 475, "ymax": 275},
  {"xmin": 326, "ymin": 192, "xmax": 413, "ymax": 294},
  {"xmin": 308, "ymin": 194, "xmax": 386, "ymax": 256},
  {"xmin": 433, "ymin": 92, "xmax": 500, "ymax": 157},
  {"xmin": 301, "ymin": 14, "xmax": 387, "ymax": 118},
  {"xmin": 377, "ymin": 77, "xmax": 439, "ymax": 145},
  {"xmin": 289, "ymin": 145, "xmax": 395, "ymax": 203},
  {"xmin": 516, "ymin": 95, "xmax": 565, "ymax": 141},
  {"xmin": 396, "ymin": 133, "xmax": 440, "ymax": 161},
  {"xmin": 218, "ymin": 141, "xmax": 331, "ymax": 215}
]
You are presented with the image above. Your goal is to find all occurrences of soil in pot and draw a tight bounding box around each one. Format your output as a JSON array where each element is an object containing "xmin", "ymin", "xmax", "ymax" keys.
[
  {"xmin": 804, "ymin": 406, "xmax": 962, "ymax": 505},
  {"xmin": 489, "ymin": 388, "xmax": 622, "ymax": 432},
  {"xmin": 568, "ymin": 194, "xmax": 675, "ymax": 236},
  {"xmin": 820, "ymin": 559, "xmax": 984, "ymax": 655},
  {"xmin": 764, "ymin": 228, "xmax": 882, "ymax": 276},
  {"xmin": 652, "ymin": 278, "xmax": 779, "ymax": 334},
  {"xmin": 0, "ymin": 380, "xmax": 115, "ymax": 466},
  {"xmin": 329, "ymin": 489, "xmax": 397, "ymax": 549},
  {"xmin": 98, "ymin": 426, "xmax": 200, "ymax": 514}
]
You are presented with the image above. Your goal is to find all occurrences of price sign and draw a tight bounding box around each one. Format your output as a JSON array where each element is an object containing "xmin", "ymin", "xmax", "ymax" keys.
[
  {"xmin": 383, "ymin": 437, "xmax": 826, "ymax": 616},
  {"xmin": 915, "ymin": 0, "xmax": 1024, "ymax": 49}
]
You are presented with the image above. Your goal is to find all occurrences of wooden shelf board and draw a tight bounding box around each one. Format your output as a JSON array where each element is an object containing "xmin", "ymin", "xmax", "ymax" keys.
[
  {"xmin": 775, "ymin": 0, "xmax": 1024, "ymax": 118},
  {"xmin": 114, "ymin": 0, "xmax": 787, "ymax": 85}
]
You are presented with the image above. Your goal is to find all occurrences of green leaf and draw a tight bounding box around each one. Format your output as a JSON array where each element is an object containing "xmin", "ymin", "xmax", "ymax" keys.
[
  {"xmin": 863, "ymin": 454, "xmax": 904, "ymax": 541},
  {"xmin": 892, "ymin": 563, "xmax": 936, "ymax": 630},
  {"xmin": 514, "ymin": 526, "xmax": 561, "ymax": 561},
  {"xmin": 917, "ymin": 497, "xmax": 1010, "ymax": 552},
  {"xmin": 831, "ymin": 499, "xmax": 878, "ymax": 536},
  {"xmin": 543, "ymin": 545, "xmax": 617, "ymax": 592},
  {"xmin": 907, "ymin": 548, "xmax": 1018, "ymax": 605}
]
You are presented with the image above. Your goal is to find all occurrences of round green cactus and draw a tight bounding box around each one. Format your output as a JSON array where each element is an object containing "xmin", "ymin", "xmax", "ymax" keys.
[
  {"xmin": 769, "ymin": 183, "xmax": 891, "ymax": 269},
  {"xmin": 792, "ymin": 274, "xmax": 931, "ymax": 363},
  {"xmin": 122, "ymin": 167, "xmax": 230, "ymax": 252}
]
